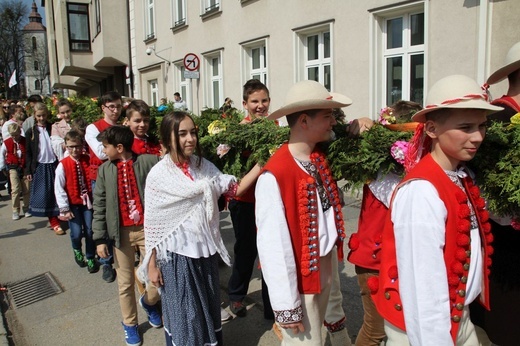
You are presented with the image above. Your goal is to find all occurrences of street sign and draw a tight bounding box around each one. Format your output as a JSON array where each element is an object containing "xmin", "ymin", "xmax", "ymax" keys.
[
  {"xmin": 184, "ymin": 71, "xmax": 200, "ymax": 79},
  {"xmin": 183, "ymin": 53, "xmax": 200, "ymax": 71}
]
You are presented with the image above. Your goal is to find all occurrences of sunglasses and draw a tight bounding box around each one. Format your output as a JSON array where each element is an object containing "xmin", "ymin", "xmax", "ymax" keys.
[{"xmin": 2, "ymin": 106, "xmax": 9, "ymax": 109}]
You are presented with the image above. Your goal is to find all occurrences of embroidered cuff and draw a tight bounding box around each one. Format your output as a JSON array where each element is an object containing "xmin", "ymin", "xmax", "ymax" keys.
[
  {"xmin": 324, "ymin": 316, "xmax": 346, "ymax": 333},
  {"xmin": 274, "ymin": 306, "xmax": 303, "ymax": 324},
  {"xmin": 59, "ymin": 207, "xmax": 70, "ymax": 213}
]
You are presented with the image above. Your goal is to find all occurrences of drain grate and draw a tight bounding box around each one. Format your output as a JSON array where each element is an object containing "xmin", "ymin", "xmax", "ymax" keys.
[{"xmin": 7, "ymin": 272, "xmax": 63, "ymax": 309}]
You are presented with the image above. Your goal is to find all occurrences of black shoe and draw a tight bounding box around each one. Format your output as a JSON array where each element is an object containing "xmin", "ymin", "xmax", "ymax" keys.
[
  {"xmin": 102, "ymin": 264, "xmax": 116, "ymax": 283},
  {"xmin": 87, "ymin": 259, "xmax": 100, "ymax": 273},
  {"xmin": 74, "ymin": 250, "xmax": 87, "ymax": 268},
  {"xmin": 230, "ymin": 301, "xmax": 247, "ymax": 317}
]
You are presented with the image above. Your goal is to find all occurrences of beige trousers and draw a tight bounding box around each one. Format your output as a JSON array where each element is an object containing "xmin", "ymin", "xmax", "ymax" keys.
[{"xmin": 9, "ymin": 169, "xmax": 30, "ymax": 213}]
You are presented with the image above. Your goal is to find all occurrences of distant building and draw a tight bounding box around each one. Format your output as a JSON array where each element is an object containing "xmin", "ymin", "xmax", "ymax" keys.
[{"xmin": 23, "ymin": 1, "xmax": 50, "ymax": 97}]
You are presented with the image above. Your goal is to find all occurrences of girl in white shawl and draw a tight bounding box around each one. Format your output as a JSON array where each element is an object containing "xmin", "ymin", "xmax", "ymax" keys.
[{"xmin": 138, "ymin": 111, "xmax": 260, "ymax": 345}]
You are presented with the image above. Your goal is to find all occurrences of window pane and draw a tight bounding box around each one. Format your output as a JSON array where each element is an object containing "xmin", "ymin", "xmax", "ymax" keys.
[
  {"xmin": 180, "ymin": 66, "xmax": 186, "ymax": 81},
  {"xmin": 252, "ymin": 74, "xmax": 260, "ymax": 80},
  {"xmin": 181, "ymin": 86, "xmax": 187, "ymax": 100},
  {"xmin": 410, "ymin": 54, "xmax": 424, "ymax": 105},
  {"xmin": 386, "ymin": 57, "xmax": 402, "ymax": 105},
  {"xmin": 324, "ymin": 32, "xmax": 330, "ymax": 59},
  {"xmin": 387, "ymin": 18, "xmax": 403, "ymax": 49},
  {"xmin": 213, "ymin": 81, "xmax": 219, "ymax": 108},
  {"xmin": 252, "ymin": 48, "xmax": 260, "ymax": 69},
  {"xmin": 324, "ymin": 65, "xmax": 331, "ymax": 91},
  {"xmin": 69, "ymin": 13, "xmax": 89, "ymax": 40},
  {"xmin": 308, "ymin": 66, "xmax": 319, "ymax": 82},
  {"xmin": 212, "ymin": 58, "xmax": 219, "ymax": 77},
  {"xmin": 307, "ymin": 35, "xmax": 319, "ymax": 60},
  {"xmin": 410, "ymin": 13, "xmax": 424, "ymax": 46}
]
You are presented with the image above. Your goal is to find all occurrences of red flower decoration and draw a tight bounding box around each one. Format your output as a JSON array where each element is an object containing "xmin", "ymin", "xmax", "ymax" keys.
[
  {"xmin": 448, "ymin": 274, "xmax": 460, "ymax": 287},
  {"xmin": 457, "ymin": 219, "xmax": 471, "ymax": 234},
  {"xmin": 486, "ymin": 245, "xmax": 494, "ymax": 256},
  {"xmin": 455, "ymin": 191, "xmax": 468, "ymax": 204},
  {"xmin": 348, "ymin": 233, "xmax": 360, "ymax": 250},
  {"xmin": 485, "ymin": 232, "xmax": 494, "ymax": 244},
  {"xmin": 479, "ymin": 210, "xmax": 490, "ymax": 223},
  {"xmin": 455, "ymin": 248, "xmax": 467, "ymax": 262},
  {"xmin": 451, "ymin": 261, "xmax": 464, "ymax": 275},
  {"xmin": 388, "ymin": 265, "xmax": 398, "ymax": 280},
  {"xmin": 456, "ymin": 234, "xmax": 470, "ymax": 247},
  {"xmin": 481, "ymin": 222, "xmax": 491, "ymax": 233},
  {"xmin": 458, "ymin": 204, "xmax": 471, "ymax": 219},
  {"xmin": 475, "ymin": 198, "xmax": 486, "ymax": 210},
  {"xmin": 367, "ymin": 277, "xmax": 379, "ymax": 294}
]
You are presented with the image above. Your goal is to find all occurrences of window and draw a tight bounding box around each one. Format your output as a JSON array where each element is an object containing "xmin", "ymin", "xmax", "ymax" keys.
[
  {"xmin": 295, "ymin": 24, "xmax": 332, "ymax": 91},
  {"xmin": 242, "ymin": 40, "xmax": 268, "ymax": 85},
  {"xmin": 172, "ymin": 0, "xmax": 186, "ymax": 27},
  {"xmin": 34, "ymin": 61, "xmax": 39, "ymax": 71},
  {"xmin": 201, "ymin": 0, "xmax": 219, "ymax": 14},
  {"xmin": 150, "ymin": 80, "xmax": 159, "ymax": 106},
  {"xmin": 32, "ymin": 37, "xmax": 37, "ymax": 50},
  {"xmin": 145, "ymin": 0, "xmax": 155, "ymax": 40},
  {"xmin": 67, "ymin": 3, "xmax": 90, "ymax": 51},
  {"xmin": 174, "ymin": 63, "xmax": 192, "ymax": 110},
  {"xmin": 382, "ymin": 11, "xmax": 425, "ymax": 105},
  {"xmin": 203, "ymin": 51, "xmax": 222, "ymax": 109},
  {"xmin": 35, "ymin": 79, "xmax": 41, "ymax": 90},
  {"xmin": 94, "ymin": 0, "xmax": 101, "ymax": 35}
]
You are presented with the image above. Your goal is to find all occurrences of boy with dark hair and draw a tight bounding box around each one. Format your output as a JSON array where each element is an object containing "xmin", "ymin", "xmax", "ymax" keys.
[
  {"xmin": 85, "ymin": 90, "xmax": 122, "ymax": 282},
  {"xmin": 93, "ymin": 125, "xmax": 161, "ymax": 346},
  {"xmin": 55, "ymin": 130, "xmax": 98, "ymax": 273}
]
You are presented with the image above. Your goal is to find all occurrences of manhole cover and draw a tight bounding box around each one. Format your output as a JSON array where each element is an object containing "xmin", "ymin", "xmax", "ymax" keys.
[{"xmin": 7, "ymin": 272, "xmax": 63, "ymax": 309}]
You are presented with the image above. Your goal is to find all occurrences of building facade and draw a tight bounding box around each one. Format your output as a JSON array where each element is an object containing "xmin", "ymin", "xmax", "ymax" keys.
[
  {"xmin": 24, "ymin": 2, "xmax": 50, "ymax": 97},
  {"xmin": 43, "ymin": 0, "xmax": 519, "ymax": 117}
]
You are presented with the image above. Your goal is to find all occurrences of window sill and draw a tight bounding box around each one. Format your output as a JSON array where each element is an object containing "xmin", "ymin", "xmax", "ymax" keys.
[
  {"xmin": 144, "ymin": 35, "xmax": 157, "ymax": 44},
  {"xmin": 200, "ymin": 8, "xmax": 221, "ymax": 20},
  {"xmin": 171, "ymin": 22, "xmax": 188, "ymax": 33}
]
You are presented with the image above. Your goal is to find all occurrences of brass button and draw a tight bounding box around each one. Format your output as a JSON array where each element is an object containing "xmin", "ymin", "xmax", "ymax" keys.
[
  {"xmin": 455, "ymin": 303, "xmax": 464, "ymax": 311},
  {"xmin": 463, "ymin": 263, "xmax": 470, "ymax": 271},
  {"xmin": 466, "ymin": 250, "xmax": 471, "ymax": 258},
  {"xmin": 452, "ymin": 315, "xmax": 461, "ymax": 323},
  {"xmin": 461, "ymin": 276, "xmax": 468, "ymax": 284},
  {"xmin": 385, "ymin": 292, "xmax": 391, "ymax": 300},
  {"xmin": 458, "ymin": 290, "xmax": 466, "ymax": 297},
  {"xmin": 394, "ymin": 304, "xmax": 402, "ymax": 311}
]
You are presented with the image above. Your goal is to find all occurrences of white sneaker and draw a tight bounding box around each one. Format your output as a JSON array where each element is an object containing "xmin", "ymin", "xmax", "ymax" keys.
[
  {"xmin": 12, "ymin": 212, "xmax": 20, "ymax": 220},
  {"xmin": 24, "ymin": 211, "xmax": 32, "ymax": 218},
  {"xmin": 221, "ymin": 307, "xmax": 232, "ymax": 322}
]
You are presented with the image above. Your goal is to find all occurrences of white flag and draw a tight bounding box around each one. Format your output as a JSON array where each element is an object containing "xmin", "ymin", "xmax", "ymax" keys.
[{"xmin": 8, "ymin": 70, "xmax": 17, "ymax": 88}]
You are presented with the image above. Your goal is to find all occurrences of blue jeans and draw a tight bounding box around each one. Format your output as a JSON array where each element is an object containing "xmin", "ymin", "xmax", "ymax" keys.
[
  {"xmin": 92, "ymin": 179, "xmax": 114, "ymax": 266},
  {"xmin": 68, "ymin": 205, "xmax": 96, "ymax": 260}
]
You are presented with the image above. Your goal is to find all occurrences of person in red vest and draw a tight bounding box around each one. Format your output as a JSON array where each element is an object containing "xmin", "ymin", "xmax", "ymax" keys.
[
  {"xmin": 256, "ymin": 80, "xmax": 352, "ymax": 344},
  {"xmin": 85, "ymin": 90, "xmax": 122, "ymax": 283},
  {"xmin": 469, "ymin": 41, "xmax": 520, "ymax": 346},
  {"xmin": 0, "ymin": 122, "xmax": 30, "ymax": 220},
  {"xmin": 125, "ymin": 100, "xmax": 161, "ymax": 156},
  {"xmin": 371, "ymin": 75, "xmax": 501, "ymax": 345},
  {"xmin": 54, "ymin": 130, "xmax": 99, "ymax": 274}
]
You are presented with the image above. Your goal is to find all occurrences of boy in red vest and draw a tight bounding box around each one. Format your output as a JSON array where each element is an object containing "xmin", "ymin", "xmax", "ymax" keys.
[
  {"xmin": 0, "ymin": 123, "xmax": 30, "ymax": 220},
  {"xmin": 54, "ymin": 130, "xmax": 99, "ymax": 273},
  {"xmin": 85, "ymin": 91, "xmax": 122, "ymax": 283},
  {"xmin": 371, "ymin": 75, "xmax": 501, "ymax": 345},
  {"xmin": 125, "ymin": 100, "xmax": 161, "ymax": 156},
  {"xmin": 256, "ymin": 80, "xmax": 352, "ymax": 344}
]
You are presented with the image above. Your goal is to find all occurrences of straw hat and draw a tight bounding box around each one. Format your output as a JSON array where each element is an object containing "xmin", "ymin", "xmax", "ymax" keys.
[
  {"xmin": 487, "ymin": 41, "xmax": 520, "ymax": 85},
  {"xmin": 411, "ymin": 75, "xmax": 502, "ymax": 123},
  {"xmin": 267, "ymin": 80, "xmax": 352, "ymax": 120}
]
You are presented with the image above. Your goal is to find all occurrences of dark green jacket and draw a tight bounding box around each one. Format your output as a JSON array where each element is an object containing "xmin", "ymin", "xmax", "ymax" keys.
[{"xmin": 92, "ymin": 154, "xmax": 159, "ymax": 248}]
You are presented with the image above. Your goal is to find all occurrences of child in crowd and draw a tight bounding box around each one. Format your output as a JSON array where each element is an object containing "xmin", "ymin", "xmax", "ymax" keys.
[
  {"xmin": 51, "ymin": 99, "xmax": 74, "ymax": 160},
  {"xmin": 125, "ymin": 100, "xmax": 161, "ymax": 156},
  {"xmin": 138, "ymin": 111, "xmax": 262, "ymax": 346},
  {"xmin": 25, "ymin": 102, "xmax": 63, "ymax": 235},
  {"xmin": 85, "ymin": 91, "xmax": 123, "ymax": 283},
  {"xmin": 372, "ymin": 75, "xmax": 501, "ymax": 345},
  {"xmin": 55, "ymin": 130, "xmax": 99, "ymax": 273},
  {"xmin": 92, "ymin": 126, "xmax": 161, "ymax": 346},
  {"xmin": 0, "ymin": 123, "xmax": 30, "ymax": 220}
]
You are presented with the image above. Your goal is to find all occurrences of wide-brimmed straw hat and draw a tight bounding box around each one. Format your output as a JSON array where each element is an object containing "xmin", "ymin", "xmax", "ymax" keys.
[
  {"xmin": 411, "ymin": 75, "xmax": 502, "ymax": 123},
  {"xmin": 487, "ymin": 41, "xmax": 520, "ymax": 85},
  {"xmin": 267, "ymin": 80, "xmax": 352, "ymax": 120}
]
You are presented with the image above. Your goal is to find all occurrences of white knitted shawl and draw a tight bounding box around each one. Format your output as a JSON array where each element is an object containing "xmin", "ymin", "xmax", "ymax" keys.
[{"xmin": 137, "ymin": 154, "xmax": 234, "ymax": 284}]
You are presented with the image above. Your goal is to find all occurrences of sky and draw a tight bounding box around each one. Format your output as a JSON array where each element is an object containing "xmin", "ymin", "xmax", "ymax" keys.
[{"xmin": 21, "ymin": 0, "xmax": 46, "ymax": 26}]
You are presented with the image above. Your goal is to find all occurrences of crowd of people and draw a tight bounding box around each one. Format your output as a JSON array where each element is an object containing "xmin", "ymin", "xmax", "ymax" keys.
[{"xmin": 1, "ymin": 41, "xmax": 519, "ymax": 346}]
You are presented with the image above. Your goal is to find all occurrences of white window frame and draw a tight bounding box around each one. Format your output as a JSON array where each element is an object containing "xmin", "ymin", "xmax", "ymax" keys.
[
  {"xmin": 174, "ymin": 63, "xmax": 192, "ymax": 110},
  {"xmin": 172, "ymin": 0, "xmax": 187, "ymax": 27},
  {"xmin": 203, "ymin": 51, "xmax": 223, "ymax": 109},
  {"xmin": 241, "ymin": 39, "xmax": 268, "ymax": 86},
  {"xmin": 369, "ymin": 2, "xmax": 427, "ymax": 115},
  {"xmin": 145, "ymin": 0, "xmax": 155, "ymax": 40},
  {"xmin": 294, "ymin": 23, "xmax": 333, "ymax": 91},
  {"xmin": 201, "ymin": 0, "xmax": 219, "ymax": 15},
  {"xmin": 150, "ymin": 79, "xmax": 159, "ymax": 106}
]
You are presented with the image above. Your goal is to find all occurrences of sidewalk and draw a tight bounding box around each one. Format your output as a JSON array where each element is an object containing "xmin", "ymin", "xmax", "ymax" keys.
[{"xmin": 0, "ymin": 188, "xmax": 364, "ymax": 345}]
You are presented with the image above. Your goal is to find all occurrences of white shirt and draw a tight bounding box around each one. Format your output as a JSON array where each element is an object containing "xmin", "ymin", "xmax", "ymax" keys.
[
  {"xmin": 173, "ymin": 99, "xmax": 187, "ymax": 110},
  {"xmin": 37, "ymin": 126, "xmax": 56, "ymax": 164},
  {"xmin": 85, "ymin": 123, "xmax": 107, "ymax": 160},
  {"xmin": 54, "ymin": 162, "xmax": 69, "ymax": 209},
  {"xmin": 391, "ymin": 179, "xmax": 483, "ymax": 346},
  {"xmin": 255, "ymin": 161, "xmax": 338, "ymax": 313}
]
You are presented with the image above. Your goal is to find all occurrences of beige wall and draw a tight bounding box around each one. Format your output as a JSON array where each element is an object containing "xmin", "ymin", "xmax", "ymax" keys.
[{"xmin": 129, "ymin": 0, "xmax": 519, "ymax": 117}]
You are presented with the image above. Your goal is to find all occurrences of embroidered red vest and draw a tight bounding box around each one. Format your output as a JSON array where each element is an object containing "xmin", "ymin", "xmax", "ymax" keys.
[
  {"xmin": 371, "ymin": 154, "xmax": 492, "ymax": 344},
  {"xmin": 61, "ymin": 155, "xmax": 92, "ymax": 206},
  {"xmin": 117, "ymin": 160, "xmax": 144, "ymax": 227},
  {"xmin": 88, "ymin": 119, "xmax": 112, "ymax": 180},
  {"xmin": 263, "ymin": 143, "xmax": 345, "ymax": 294},
  {"xmin": 4, "ymin": 137, "xmax": 26, "ymax": 168},
  {"xmin": 132, "ymin": 137, "xmax": 161, "ymax": 156},
  {"xmin": 347, "ymin": 185, "xmax": 387, "ymax": 270}
]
